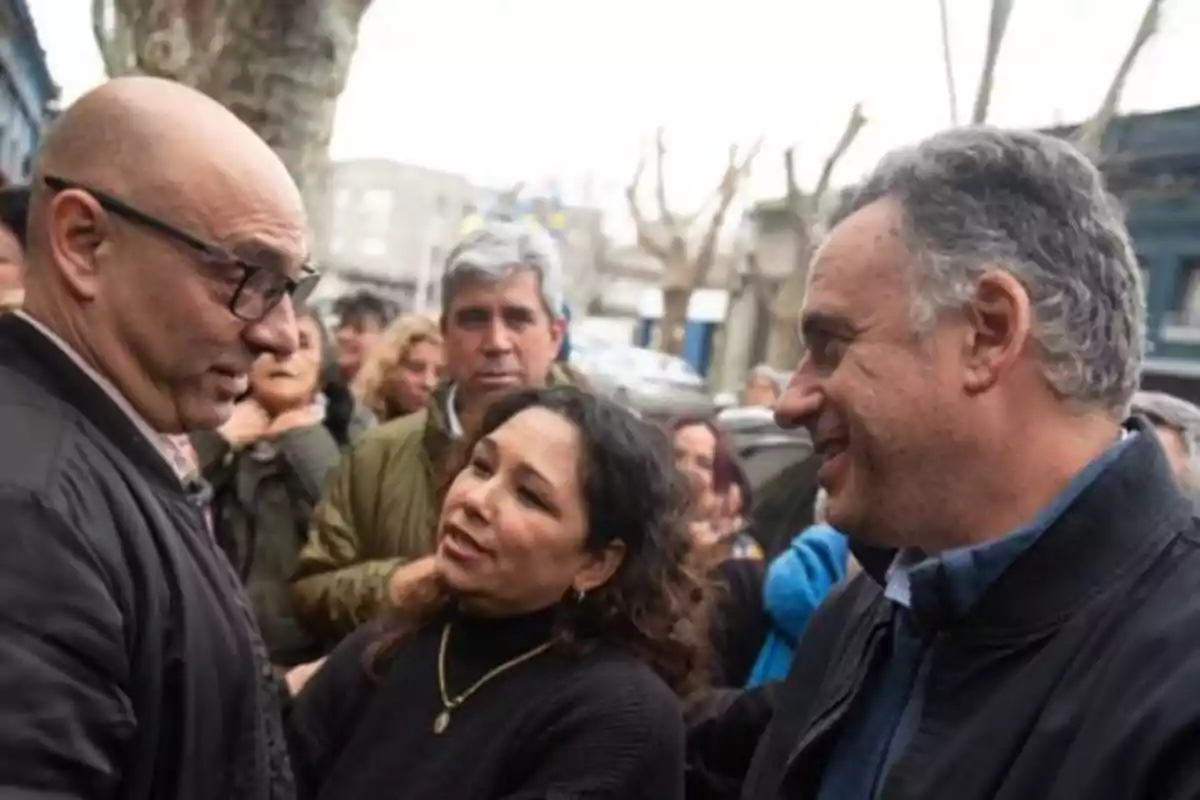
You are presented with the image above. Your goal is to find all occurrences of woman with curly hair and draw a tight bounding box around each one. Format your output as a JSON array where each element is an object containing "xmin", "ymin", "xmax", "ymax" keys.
[
  {"xmin": 351, "ymin": 313, "xmax": 445, "ymax": 422},
  {"xmin": 286, "ymin": 386, "xmax": 708, "ymax": 800}
]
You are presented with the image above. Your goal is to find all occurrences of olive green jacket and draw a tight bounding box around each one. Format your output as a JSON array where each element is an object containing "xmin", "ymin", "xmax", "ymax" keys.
[{"xmin": 290, "ymin": 366, "xmax": 582, "ymax": 645}]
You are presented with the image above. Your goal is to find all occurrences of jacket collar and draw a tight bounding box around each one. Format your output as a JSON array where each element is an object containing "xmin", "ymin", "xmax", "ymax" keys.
[
  {"xmin": 0, "ymin": 314, "xmax": 182, "ymax": 492},
  {"xmin": 423, "ymin": 364, "xmax": 586, "ymax": 496},
  {"xmin": 851, "ymin": 417, "xmax": 1193, "ymax": 638}
]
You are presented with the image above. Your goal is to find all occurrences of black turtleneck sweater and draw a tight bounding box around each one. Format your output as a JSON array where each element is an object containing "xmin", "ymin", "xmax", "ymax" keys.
[{"xmin": 286, "ymin": 605, "xmax": 686, "ymax": 800}]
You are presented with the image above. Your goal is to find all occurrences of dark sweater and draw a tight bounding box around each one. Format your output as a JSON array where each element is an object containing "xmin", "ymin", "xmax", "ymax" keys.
[{"xmin": 287, "ymin": 605, "xmax": 686, "ymax": 800}]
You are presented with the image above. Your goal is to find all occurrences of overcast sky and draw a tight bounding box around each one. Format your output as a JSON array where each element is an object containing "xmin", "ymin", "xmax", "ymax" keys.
[{"xmin": 28, "ymin": 0, "xmax": 1200, "ymax": 238}]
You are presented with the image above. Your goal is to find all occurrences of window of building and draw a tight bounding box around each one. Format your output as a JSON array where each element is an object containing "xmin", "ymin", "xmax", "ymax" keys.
[{"xmin": 358, "ymin": 189, "xmax": 393, "ymax": 238}]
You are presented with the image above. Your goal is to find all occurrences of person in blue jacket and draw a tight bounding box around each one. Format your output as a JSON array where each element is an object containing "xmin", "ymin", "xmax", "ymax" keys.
[
  {"xmin": 745, "ymin": 490, "xmax": 849, "ymax": 687},
  {"xmin": 556, "ymin": 301, "xmax": 572, "ymax": 362}
]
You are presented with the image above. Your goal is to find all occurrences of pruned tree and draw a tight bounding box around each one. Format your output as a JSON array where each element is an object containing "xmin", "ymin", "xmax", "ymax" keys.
[
  {"xmin": 91, "ymin": 0, "xmax": 376, "ymax": 206},
  {"xmin": 747, "ymin": 103, "xmax": 867, "ymax": 370},
  {"xmin": 969, "ymin": 0, "xmax": 1016, "ymax": 124},
  {"xmin": 626, "ymin": 128, "xmax": 762, "ymax": 356},
  {"xmin": 954, "ymin": 0, "xmax": 1165, "ymax": 160},
  {"xmin": 1071, "ymin": 0, "xmax": 1165, "ymax": 161},
  {"xmin": 748, "ymin": 0, "xmax": 1165, "ymax": 371}
]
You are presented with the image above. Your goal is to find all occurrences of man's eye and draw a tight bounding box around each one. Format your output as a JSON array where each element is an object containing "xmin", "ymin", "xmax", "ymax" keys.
[{"xmin": 808, "ymin": 337, "xmax": 845, "ymax": 367}]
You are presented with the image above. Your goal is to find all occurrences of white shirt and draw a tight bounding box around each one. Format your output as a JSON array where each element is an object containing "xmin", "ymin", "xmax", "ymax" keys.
[
  {"xmin": 445, "ymin": 382, "xmax": 464, "ymax": 439},
  {"xmin": 14, "ymin": 311, "xmax": 195, "ymax": 480}
]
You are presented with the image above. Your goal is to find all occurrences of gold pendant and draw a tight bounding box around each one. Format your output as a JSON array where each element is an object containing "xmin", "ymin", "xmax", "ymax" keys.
[{"xmin": 433, "ymin": 709, "xmax": 451, "ymax": 734}]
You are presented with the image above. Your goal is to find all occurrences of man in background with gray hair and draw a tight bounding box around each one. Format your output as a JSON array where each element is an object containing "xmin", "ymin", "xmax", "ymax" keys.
[
  {"xmin": 291, "ymin": 219, "xmax": 570, "ymax": 646},
  {"xmin": 741, "ymin": 363, "xmax": 786, "ymax": 408},
  {"xmin": 695, "ymin": 127, "xmax": 1200, "ymax": 800},
  {"xmin": 1131, "ymin": 390, "xmax": 1200, "ymax": 490}
]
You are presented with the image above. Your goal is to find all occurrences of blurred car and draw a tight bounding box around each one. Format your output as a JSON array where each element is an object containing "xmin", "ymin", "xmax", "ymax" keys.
[
  {"xmin": 572, "ymin": 345, "xmax": 715, "ymax": 419},
  {"xmin": 717, "ymin": 405, "xmax": 813, "ymax": 493}
]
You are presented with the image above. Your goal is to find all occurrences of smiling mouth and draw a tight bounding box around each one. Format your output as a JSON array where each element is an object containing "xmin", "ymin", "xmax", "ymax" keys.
[{"xmin": 442, "ymin": 521, "xmax": 491, "ymax": 557}]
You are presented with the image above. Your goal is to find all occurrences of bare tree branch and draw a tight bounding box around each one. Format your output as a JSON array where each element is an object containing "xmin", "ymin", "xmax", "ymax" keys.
[
  {"xmin": 811, "ymin": 103, "xmax": 867, "ymax": 206},
  {"xmin": 1073, "ymin": 0, "xmax": 1164, "ymax": 161},
  {"xmin": 970, "ymin": 0, "xmax": 1015, "ymax": 124},
  {"xmin": 691, "ymin": 139, "xmax": 763, "ymax": 289},
  {"xmin": 938, "ymin": 0, "xmax": 960, "ymax": 125},
  {"xmin": 784, "ymin": 146, "xmax": 801, "ymax": 219},
  {"xmin": 653, "ymin": 127, "xmax": 676, "ymax": 229},
  {"xmin": 625, "ymin": 157, "xmax": 669, "ymax": 260},
  {"xmin": 782, "ymin": 102, "xmax": 865, "ymax": 239},
  {"xmin": 92, "ymin": 0, "xmax": 135, "ymax": 77}
]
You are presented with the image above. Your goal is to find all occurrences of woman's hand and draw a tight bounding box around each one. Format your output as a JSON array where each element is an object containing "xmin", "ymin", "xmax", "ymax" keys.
[
  {"xmin": 387, "ymin": 556, "xmax": 440, "ymax": 606},
  {"xmin": 218, "ymin": 400, "xmax": 272, "ymax": 447},
  {"xmin": 268, "ymin": 405, "xmax": 324, "ymax": 437},
  {"xmin": 285, "ymin": 657, "xmax": 327, "ymax": 696}
]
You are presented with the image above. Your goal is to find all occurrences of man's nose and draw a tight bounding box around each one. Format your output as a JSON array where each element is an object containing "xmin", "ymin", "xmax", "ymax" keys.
[
  {"xmin": 245, "ymin": 296, "xmax": 299, "ymax": 359},
  {"xmin": 481, "ymin": 318, "xmax": 514, "ymax": 352},
  {"xmin": 774, "ymin": 364, "xmax": 822, "ymax": 429}
]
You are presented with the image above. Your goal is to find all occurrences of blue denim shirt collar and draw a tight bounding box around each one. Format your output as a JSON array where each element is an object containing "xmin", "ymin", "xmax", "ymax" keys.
[{"xmin": 884, "ymin": 428, "xmax": 1138, "ymax": 628}]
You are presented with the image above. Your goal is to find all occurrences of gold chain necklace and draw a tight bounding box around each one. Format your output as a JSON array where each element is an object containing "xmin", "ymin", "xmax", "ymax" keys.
[{"xmin": 433, "ymin": 620, "xmax": 554, "ymax": 734}]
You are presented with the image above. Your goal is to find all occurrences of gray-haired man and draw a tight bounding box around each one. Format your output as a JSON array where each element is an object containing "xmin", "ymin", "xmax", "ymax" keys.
[
  {"xmin": 741, "ymin": 363, "xmax": 786, "ymax": 408},
  {"xmin": 691, "ymin": 128, "xmax": 1200, "ymax": 800},
  {"xmin": 1131, "ymin": 389, "xmax": 1200, "ymax": 489},
  {"xmin": 291, "ymin": 219, "xmax": 571, "ymax": 646}
]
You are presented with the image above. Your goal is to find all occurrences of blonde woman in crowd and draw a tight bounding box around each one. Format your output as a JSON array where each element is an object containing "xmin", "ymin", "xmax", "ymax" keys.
[{"xmin": 352, "ymin": 313, "xmax": 445, "ymax": 423}]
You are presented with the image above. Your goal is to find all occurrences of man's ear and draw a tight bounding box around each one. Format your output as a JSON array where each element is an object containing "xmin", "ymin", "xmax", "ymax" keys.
[
  {"xmin": 549, "ymin": 315, "xmax": 566, "ymax": 352},
  {"xmin": 961, "ymin": 269, "xmax": 1032, "ymax": 396},
  {"xmin": 47, "ymin": 189, "xmax": 110, "ymax": 301}
]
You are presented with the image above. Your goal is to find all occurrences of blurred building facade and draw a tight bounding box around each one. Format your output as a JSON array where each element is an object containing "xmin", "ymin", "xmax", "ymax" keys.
[
  {"xmin": 309, "ymin": 159, "xmax": 477, "ymax": 313},
  {"xmin": 310, "ymin": 159, "xmax": 610, "ymax": 319},
  {"xmin": 0, "ymin": 0, "xmax": 58, "ymax": 185}
]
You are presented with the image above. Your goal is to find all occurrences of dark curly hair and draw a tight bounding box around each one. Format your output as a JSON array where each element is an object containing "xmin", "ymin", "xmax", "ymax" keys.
[{"xmin": 369, "ymin": 385, "xmax": 713, "ymax": 695}]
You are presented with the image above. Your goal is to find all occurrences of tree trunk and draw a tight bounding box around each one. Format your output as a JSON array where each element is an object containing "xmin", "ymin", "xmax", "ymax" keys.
[
  {"xmin": 660, "ymin": 286, "xmax": 691, "ymax": 358},
  {"xmin": 198, "ymin": 2, "xmax": 369, "ymax": 205},
  {"xmin": 94, "ymin": 0, "xmax": 374, "ymax": 205}
]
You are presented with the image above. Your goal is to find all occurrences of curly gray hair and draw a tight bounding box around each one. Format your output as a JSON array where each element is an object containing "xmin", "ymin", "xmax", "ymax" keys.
[
  {"xmin": 843, "ymin": 127, "xmax": 1144, "ymax": 417},
  {"xmin": 1131, "ymin": 390, "xmax": 1200, "ymax": 482},
  {"xmin": 442, "ymin": 218, "xmax": 564, "ymax": 318},
  {"xmin": 747, "ymin": 363, "xmax": 787, "ymax": 391}
]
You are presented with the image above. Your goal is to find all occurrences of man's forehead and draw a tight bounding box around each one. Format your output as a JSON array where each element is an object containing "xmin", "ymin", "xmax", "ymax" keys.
[
  {"xmin": 450, "ymin": 269, "xmax": 543, "ymax": 308},
  {"xmin": 802, "ymin": 202, "xmax": 908, "ymax": 317},
  {"xmin": 227, "ymin": 234, "xmax": 309, "ymax": 273}
]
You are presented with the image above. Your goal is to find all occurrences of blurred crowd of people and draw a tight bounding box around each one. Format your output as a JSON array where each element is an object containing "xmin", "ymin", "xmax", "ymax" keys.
[{"xmin": 3, "ymin": 75, "xmax": 1200, "ymax": 800}]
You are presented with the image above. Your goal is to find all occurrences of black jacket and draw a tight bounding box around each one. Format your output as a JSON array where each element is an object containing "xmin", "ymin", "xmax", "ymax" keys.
[
  {"xmin": 0, "ymin": 315, "xmax": 292, "ymax": 799},
  {"xmin": 693, "ymin": 422, "xmax": 1200, "ymax": 799}
]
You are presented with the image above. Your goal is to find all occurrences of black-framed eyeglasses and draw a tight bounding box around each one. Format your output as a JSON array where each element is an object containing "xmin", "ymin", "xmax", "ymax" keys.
[{"xmin": 43, "ymin": 175, "xmax": 320, "ymax": 322}]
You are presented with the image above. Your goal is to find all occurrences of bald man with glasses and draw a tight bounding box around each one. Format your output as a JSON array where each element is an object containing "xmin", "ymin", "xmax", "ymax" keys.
[{"xmin": 0, "ymin": 77, "xmax": 319, "ymax": 799}]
